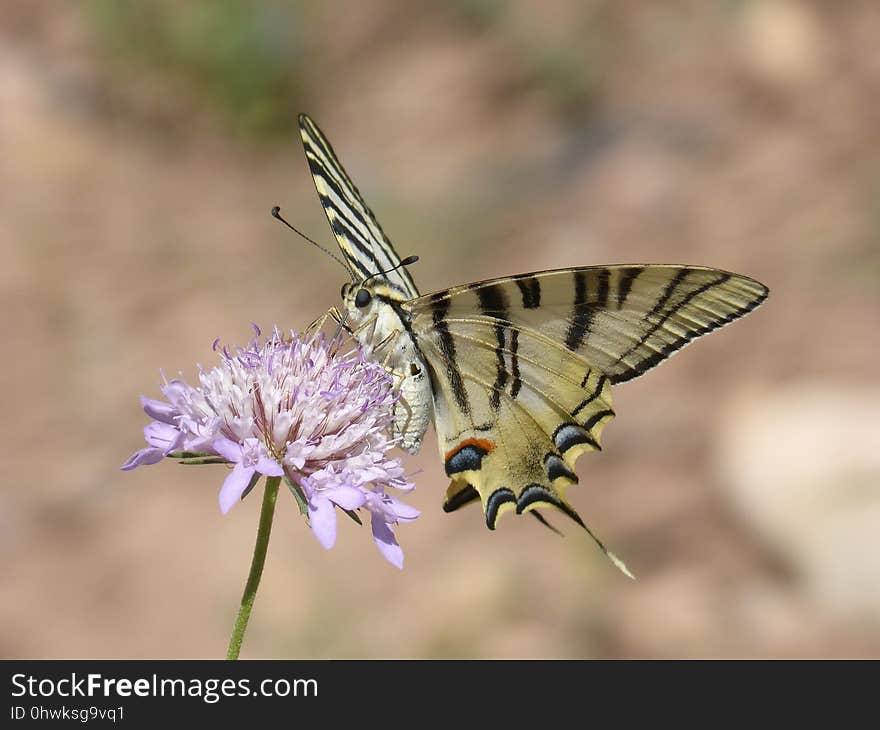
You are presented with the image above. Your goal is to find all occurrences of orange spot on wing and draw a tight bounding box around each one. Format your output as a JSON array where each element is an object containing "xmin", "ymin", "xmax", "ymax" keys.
[{"xmin": 444, "ymin": 438, "xmax": 496, "ymax": 462}]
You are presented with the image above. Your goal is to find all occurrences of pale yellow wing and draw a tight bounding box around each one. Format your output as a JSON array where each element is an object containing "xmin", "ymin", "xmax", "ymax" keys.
[
  {"xmin": 407, "ymin": 265, "xmax": 767, "ymax": 552},
  {"xmin": 298, "ymin": 114, "xmax": 420, "ymax": 297},
  {"xmin": 413, "ymin": 265, "xmax": 769, "ymax": 386}
]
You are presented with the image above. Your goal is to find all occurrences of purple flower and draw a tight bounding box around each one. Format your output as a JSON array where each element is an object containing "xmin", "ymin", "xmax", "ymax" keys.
[
  {"xmin": 302, "ymin": 468, "xmax": 367, "ymax": 550},
  {"xmin": 213, "ymin": 438, "xmax": 284, "ymax": 514},
  {"xmin": 363, "ymin": 488, "xmax": 421, "ymax": 569},
  {"xmin": 123, "ymin": 327, "xmax": 419, "ymax": 567},
  {"xmin": 120, "ymin": 418, "xmax": 184, "ymax": 470}
]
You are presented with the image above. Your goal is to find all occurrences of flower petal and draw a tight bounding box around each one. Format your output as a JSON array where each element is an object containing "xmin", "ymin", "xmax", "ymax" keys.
[
  {"xmin": 284, "ymin": 439, "xmax": 314, "ymax": 470},
  {"xmin": 120, "ymin": 447, "xmax": 165, "ymax": 471},
  {"xmin": 370, "ymin": 512, "xmax": 404, "ymax": 569},
  {"xmin": 309, "ymin": 496, "xmax": 337, "ymax": 549},
  {"xmin": 144, "ymin": 421, "xmax": 184, "ymax": 453},
  {"xmin": 256, "ymin": 456, "xmax": 284, "ymax": 477},
  {"xmin": 184, "ymin": 419, "xmax": 220, "ymax": 454},
  {"xmin": 140, "ymin": 396, "xmax": 179, "ymax": 424},
  {"xmin": 387, "ymin": 496, "xmax": 421, "ymax": 521},
  {"xmin": 218, "ymin": 464, "xmax": 255, "ymax": 514},
  {"xmin": 160, "ymin": 379, "xmax": 192, "ymax": 407},
  {"xmin": 326, "ymin": 485, "xmax": 367, "ymax": 511},
  {"xmin": 213, "ymin": 437, "xmax": 243, "ymax": 463}
]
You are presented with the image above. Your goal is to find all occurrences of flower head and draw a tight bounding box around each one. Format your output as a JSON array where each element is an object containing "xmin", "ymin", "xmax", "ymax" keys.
[{"xmin": 123, "ymin": 327, "xmax": 418, "ymax": 567}]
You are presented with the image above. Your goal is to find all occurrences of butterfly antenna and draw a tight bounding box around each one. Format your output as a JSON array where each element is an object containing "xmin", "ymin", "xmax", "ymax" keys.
[
  {"xmin": 271, "ymin": 206, "xmax": 356, "ymax": 281},
  {"xmin": 364, "ymin": 255, "xmax": 419, "ymax": 285}
]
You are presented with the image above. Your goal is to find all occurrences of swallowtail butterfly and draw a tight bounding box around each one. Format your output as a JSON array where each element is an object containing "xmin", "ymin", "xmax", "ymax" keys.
[{"xmin": 293, "ymin": 114, "xmax": 768, "ymax": 572}]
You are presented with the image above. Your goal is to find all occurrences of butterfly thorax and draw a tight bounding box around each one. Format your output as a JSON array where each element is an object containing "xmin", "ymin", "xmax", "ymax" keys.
[{"xmin": 341, "ymin": 281, "xmax": 433, "ymax": 455}]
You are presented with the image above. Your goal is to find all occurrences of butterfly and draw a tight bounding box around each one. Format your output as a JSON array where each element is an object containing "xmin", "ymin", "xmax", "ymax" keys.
[{"xmin": 294, "ymin": 113, "xmax": 769, "ymax": 572}]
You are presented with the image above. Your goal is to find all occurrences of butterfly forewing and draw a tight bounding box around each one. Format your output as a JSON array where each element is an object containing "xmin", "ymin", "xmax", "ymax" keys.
[
  {"xmin": 415, "ymin": 265, "xmax": 769, "ymax": 385},
  {"xmin": 298, "ymin": 114, "xmax": 419, "ymax": 297},
  {"xmin": 417, "ymin": 308, "xmax": 615, "ymax": 528}
]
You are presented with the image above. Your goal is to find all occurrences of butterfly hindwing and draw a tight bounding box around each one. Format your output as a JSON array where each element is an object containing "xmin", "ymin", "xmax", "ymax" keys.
[
  {"xmin": 298, "ymin": 113, "xmax": 419, "ymax": 297},
  {"xmin": 410, "ymin": 291, "xmax": 616, "ymax": 524},
  {"xmin": 413, "ymin": 300, "xmax": 632, "ymax": 570}
]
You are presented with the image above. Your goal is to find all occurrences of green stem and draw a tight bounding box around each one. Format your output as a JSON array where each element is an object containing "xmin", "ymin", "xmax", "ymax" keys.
[{"xmin": 226, "ymin": 476, "xmax": 280, "ymax": 660}]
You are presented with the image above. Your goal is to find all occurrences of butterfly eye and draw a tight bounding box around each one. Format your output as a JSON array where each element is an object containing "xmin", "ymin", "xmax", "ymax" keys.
[{"xmin": 355, "ymin": 289, "xmax": 372, "ymax": 308}]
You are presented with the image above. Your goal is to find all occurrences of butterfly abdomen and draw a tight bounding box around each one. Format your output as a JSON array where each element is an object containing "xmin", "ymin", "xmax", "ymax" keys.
[{"xmin": 392, "ymin": 357, "xmax": 433, "ymax": 454}]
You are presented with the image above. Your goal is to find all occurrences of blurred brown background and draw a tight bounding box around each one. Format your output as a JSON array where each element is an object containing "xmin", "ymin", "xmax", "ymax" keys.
[{"xmin": 3, "ymin": 0, "xmax": 879, "ymax": 658}]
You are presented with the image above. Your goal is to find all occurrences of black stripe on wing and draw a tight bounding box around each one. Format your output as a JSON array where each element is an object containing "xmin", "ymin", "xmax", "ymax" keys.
[
  {"xmin": 612, "ymin": 280, "xmax": 769, "ymax": 384},
  {"xmin": 610, "ymin": 270, "xmax": 727, "ymax": 383},
  {"xmin": 429, "ymin": 293, "xmax": 471, "ymax": 415},
  {"xmin": 409, "ymin": 265, "xmax": 769, "ymax": 387},
  {"xmin": 515, "ymin": 275, "xmax": 541, "ymax": 309},
  {"xmin": 572, "ymin": 373, "xmax": 608, "ymax": 418},
  {"xmin": 477, "ymin": 285, "xmax": 512, "ymax": 411},
  {"xmin": 564, "ymin": 271, "xmax": 589, "ymax": 351},
  {"xmin": 616, "ymin": 267, "xmax": 641, "ymax": 308},
  {"xmin": 298, "ymin": 114, "xmax": 419, "ymax": 296},
  {"xmin": 563, "ymin": 268, "xmax": 607, "ymax": 352}
]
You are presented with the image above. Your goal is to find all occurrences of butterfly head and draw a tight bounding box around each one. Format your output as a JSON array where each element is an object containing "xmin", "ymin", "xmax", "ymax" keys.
[
  {"xmin": 338, "ymin": 280, "xmax": 379, "ymax": 332},
  {"xmin": 341, "ymin": 281, "xmax": 374, "ymax": 312},
  {"xmin": 339, "ymin": 255, "xmax": 419, "ymax": 327},
  {"xmin": 341, "ymin": 275, "xmax": 404, "ymax": 313}
]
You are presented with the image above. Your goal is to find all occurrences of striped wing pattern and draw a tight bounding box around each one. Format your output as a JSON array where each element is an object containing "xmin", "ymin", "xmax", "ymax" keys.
[
  {"xmin": 297, "ymin": 114, "xmax": 770, "ymax": 558},
  {"xmin": 298, "ymin": 113, "xmax": 419, "ymax": 297},
  {"xmin": 407, "ymin": 265, "xmax": 768, "ymax": 532}
]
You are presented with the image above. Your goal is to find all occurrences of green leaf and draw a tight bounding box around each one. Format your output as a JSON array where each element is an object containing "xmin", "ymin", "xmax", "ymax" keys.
[
  {"xmin": 240, "ymin": 472, "xmax": 261, "ymax": 501},
  {"xmin": 341, "ymin": 508, "xmax": 363, "ymax": 526},
  {"xmin": 283, "ymin": 473, "xmax": 309, "ymax": 516}
]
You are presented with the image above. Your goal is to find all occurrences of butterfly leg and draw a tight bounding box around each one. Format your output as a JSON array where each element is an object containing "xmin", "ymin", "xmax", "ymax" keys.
[
  {"xmin": 344, "ymin": 312, "xmax": 383, "ymax": 353},
  {"xmin": 305, "ymin": 307, "xmax": 341, "ymax": 334},
  {"xmin": 368, "ymin": 327, "xmax": 428, "ymax": 452},
  {"xmin": 327, "ymin": 316, "xmax": 409, "ymax": 385},
  {"xmin": 374, "ymin": 328, "xmax": 404, "ymax": 367},
  {"xmin": 365, "ymin": 327, "xmax": 414, "ymax": 383},
  {"xmin": 306, "ymin": 307, "xmax": 358, "ymax": 345},
  {"xmin": 373, "ymin": 330, "xmax": 416, "ymax": 407},
  {"xmin": 342, "ymin": 322, "xmax": 408, "ymax": 380}
]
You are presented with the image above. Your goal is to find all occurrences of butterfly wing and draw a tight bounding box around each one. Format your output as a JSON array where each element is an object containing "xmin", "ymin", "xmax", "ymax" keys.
[
  {"xmin": 406, "ymin": 265, "xmax": 768, "ymax": 538},
  {"xmin": 298, "ymin": 113, "xmax": 420, "ymax": 298}
]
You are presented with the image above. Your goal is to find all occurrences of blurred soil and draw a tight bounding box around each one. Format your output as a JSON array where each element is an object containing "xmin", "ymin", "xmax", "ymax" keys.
[{"xmin": 1, "ymin": 0, "xmax": 879, "ymax": 657}]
